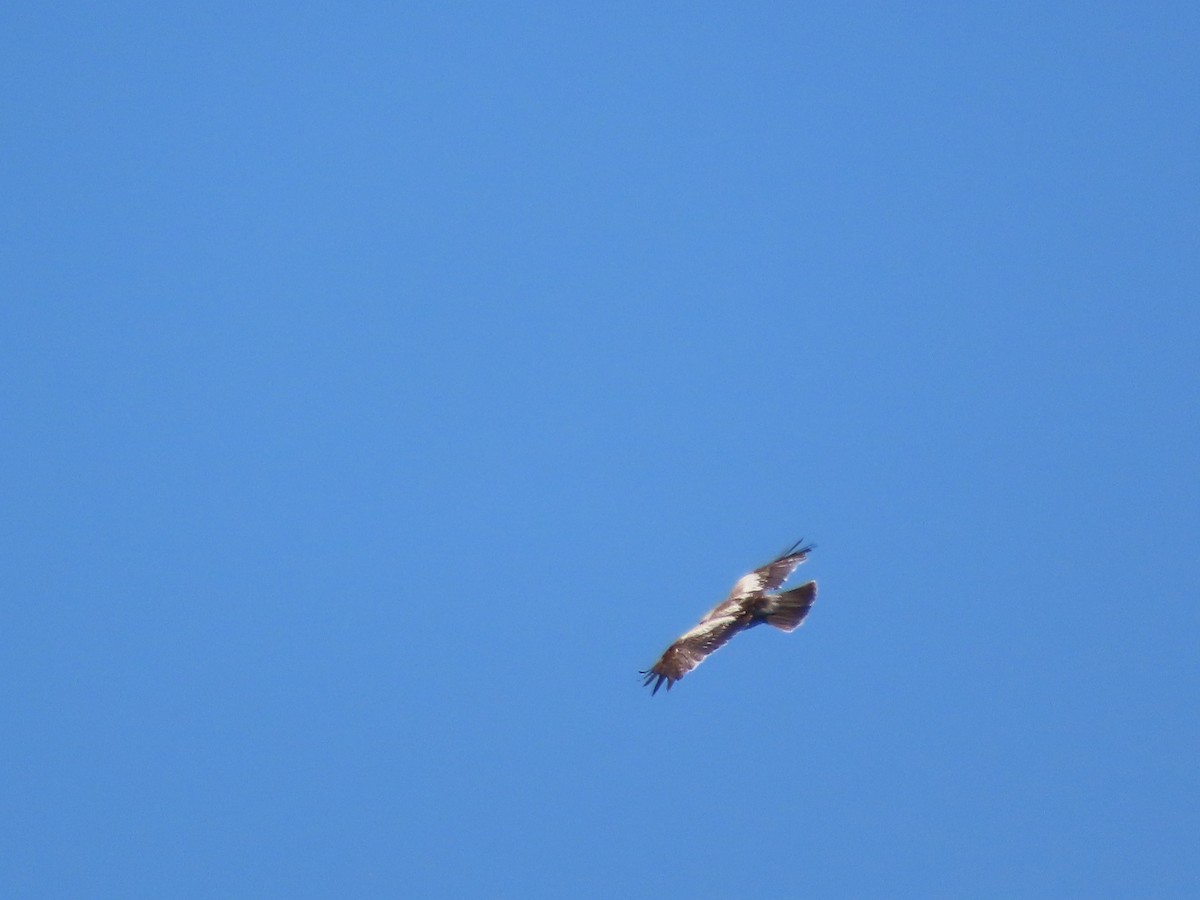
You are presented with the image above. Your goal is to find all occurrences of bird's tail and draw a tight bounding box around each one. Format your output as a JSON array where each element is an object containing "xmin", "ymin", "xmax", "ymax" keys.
[{"xmin": 762, "ymin": 582, "xmax": 817, "ymax": 631}]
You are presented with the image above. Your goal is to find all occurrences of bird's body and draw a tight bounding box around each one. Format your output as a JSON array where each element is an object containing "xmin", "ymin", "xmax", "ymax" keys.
[{"xmin": 640, "ymin": 541, "xmax": 817, "ymax": 694}]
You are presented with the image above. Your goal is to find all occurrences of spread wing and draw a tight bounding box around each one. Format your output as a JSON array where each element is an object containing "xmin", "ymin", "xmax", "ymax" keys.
[
  {"xmin": 640, "ymin": 614, "xmax": 747, "ymax": 695},
  {"xmin": 728, "ymin": 539, "xmax": 813, "ymax": 598}
]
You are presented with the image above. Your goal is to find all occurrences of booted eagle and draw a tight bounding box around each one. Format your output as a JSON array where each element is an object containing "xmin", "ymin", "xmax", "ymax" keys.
[{"xmin": 640, "ymin": 541, "xmax": 817, "ymax": 695}]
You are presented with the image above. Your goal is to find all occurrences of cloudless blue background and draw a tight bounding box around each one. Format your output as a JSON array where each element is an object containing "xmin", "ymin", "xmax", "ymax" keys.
[{"xmin": 3, "ymin": 2, "xmax": 1198, "ymax": 897}]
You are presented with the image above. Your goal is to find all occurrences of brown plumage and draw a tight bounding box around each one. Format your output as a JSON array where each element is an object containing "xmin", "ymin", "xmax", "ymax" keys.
[{"xmin": 640, "ymin": 541, "xmax": 817, "ymax": 695}]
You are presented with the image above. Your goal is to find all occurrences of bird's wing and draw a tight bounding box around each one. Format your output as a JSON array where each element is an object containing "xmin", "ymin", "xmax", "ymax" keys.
[
  {"xmin": 728, "ymin": 540, "xmax": 814, "ymax": 598},
  {"xmin": 640, "ymin": 614, "xmax": 745, "ymax": 695}
]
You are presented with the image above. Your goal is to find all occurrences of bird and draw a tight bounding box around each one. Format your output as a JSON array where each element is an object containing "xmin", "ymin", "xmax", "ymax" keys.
[{"xmin": 640, "ymin": 540, "xmax": 817, "ymax": 695}]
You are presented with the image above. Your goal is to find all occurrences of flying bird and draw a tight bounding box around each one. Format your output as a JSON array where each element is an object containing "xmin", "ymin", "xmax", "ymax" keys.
[{"xmin": 640, "ymin": 541, "xmax": 817, "ymax": 695}]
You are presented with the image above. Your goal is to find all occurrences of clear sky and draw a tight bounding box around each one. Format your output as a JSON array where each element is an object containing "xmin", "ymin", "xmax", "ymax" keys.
[{"xmin": 3, "ymin": 2, "xmax": 1198, "ymax": 897}]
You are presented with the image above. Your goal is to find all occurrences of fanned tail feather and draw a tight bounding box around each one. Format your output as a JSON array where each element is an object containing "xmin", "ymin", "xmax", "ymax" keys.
[{"xmin": 762, "ymin": 582, "xmax": 817, "ymax": 631}]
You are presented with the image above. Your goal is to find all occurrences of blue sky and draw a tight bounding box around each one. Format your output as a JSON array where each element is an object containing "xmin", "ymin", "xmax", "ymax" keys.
[{"xmin": 3, "ymin": 2, "xmax": 1198, "ymax": 897}]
